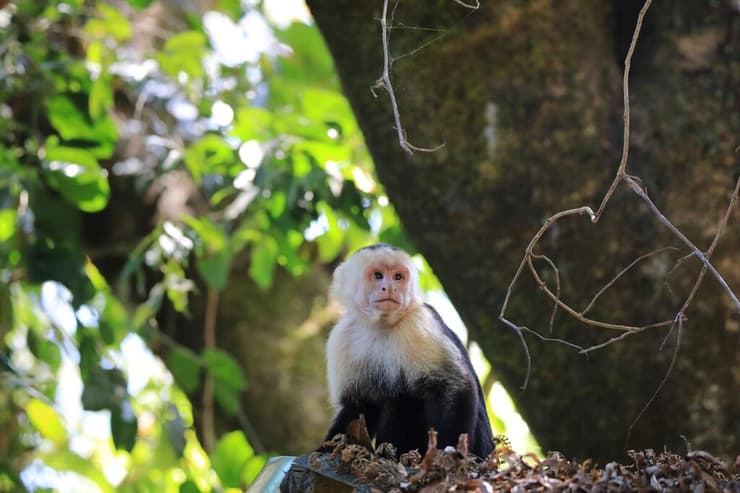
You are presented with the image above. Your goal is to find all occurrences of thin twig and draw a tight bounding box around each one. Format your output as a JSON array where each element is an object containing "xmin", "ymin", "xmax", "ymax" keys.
[
  {"xmin": 499, "ymin": 318, "xmax": 531, "ymax": 390},
  {"xmin": 376, "ymin": 0, "xmax": 447, "ymax": 154},
  {"xmin": 452, "ymin": 0, "xmax": 480, "ymax": 8},
  {"xmin": 521, "ymin": 327, "xmax": 586, "ymax": 353},
  {"xmin": 624, "ymin": 176, "xmax": 740, "ymax": 311},
  {"xmin": 532, "ymin": 254, "xmax": 561, "ymax": 333},
  {"xmin": 625, "ymin": 315, "xmax": 682, "ymax": 447},
  {"xmin": 393, "ymin": 31, "xmax": 448, "ymax": 62},
  {"xmin": 582, "ymin": 247, "xmax": 679, "ymax": 316},
  {"xmin": 666, "ymin": 251, "xmax": 697, "ymax": 277},
  {"xmin": 527, "ymin": 254, "xmax": 676, "ymax": 332},
  {"xmin": 578, "ymin": 318, "xmax": 683, "ymax": 356},
  {"xmin": 627, "ymin": 175, "xmax": 739, "ymax": 442},
  {"xmin": 499, "ymin": 0, "xmax": 739, "ymax": 400},
  {"xmin": 593, "ymin": 0, "xmax": 654, "ymax": 220}
]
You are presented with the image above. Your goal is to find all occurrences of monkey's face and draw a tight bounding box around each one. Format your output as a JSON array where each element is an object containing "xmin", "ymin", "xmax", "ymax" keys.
[{"xmin": 355, "ymin": 262, "xmax": 412, "ymax": 319}]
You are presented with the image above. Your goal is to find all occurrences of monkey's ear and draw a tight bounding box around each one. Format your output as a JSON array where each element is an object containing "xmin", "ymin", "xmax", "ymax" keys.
[{"xmin": 329, "ymin": 259, "xmax": 355, "ymax": 309}]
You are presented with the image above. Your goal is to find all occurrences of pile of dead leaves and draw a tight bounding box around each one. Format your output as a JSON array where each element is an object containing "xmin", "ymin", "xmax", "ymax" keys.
[{"xmin": 311, "ymin": 419, "xmax": 740, "ymax": 492}]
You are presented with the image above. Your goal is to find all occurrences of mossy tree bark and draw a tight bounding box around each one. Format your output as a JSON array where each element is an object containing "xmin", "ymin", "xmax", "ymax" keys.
[{"xmin": 306, "ymin": 0, "xmax": 740, "ymax": 462}]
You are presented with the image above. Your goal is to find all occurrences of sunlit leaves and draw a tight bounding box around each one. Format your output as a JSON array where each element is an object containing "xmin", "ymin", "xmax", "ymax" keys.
[
  {"xmin": 163, "ymin": 260, "xmax": 193, "ymax": 314},
  {"xmin": 157, "ymin": 31, "xmax": 208, "ymax": 80},
  {"xmin": 1, "ymin": 0, "xmax": 411, "ymax": 490},
  {"xmin": 27, "ymin": 331, "xmax": 62, "ymax": 372},
  {"xmin": 231, "ymin": 107, "xmax": 273, "ymax": 141},
  {"xmin": 44, "ymin": 96, "xmax": 118, "ymax": 159},
  {"xmin": 41, "ymin": 451, "xmax": 114, "ymax": 493},
  {"xmin": 184, "ymin": 134, "xmax": 238, "ymax": 184},
  {"xmin": 249, "ymin": 236, "xmax": 279, "ymax": 289},
  {"xmin": 0, "ymin": 209, "xmax": 16, "ymax": 242},
  {"xmin": 275, "ymin": 23, "xmax": 336, "ymax": 86},
  {"xmin": 126, "ymin": 0, "xmax": 155, "ymax": 9},
  {"xmin": 184, "ymin": 216, "xmax": 232, "ymax": 291},
  {"xmin": 26, "ymin": 399, "xmax": 67, "ymax": 444},
  {"xmin": 211, "ymin": 431, "xmax": 265, "ymax": 488},
  {"xmin": 300, "ymin": 87, "xmax": 357, "ymax": 137},
  {"xmin": 168, "ymin": 347, "xmax": 201, "ymax": 394},
  {"xmin": 42, "ymin": 140, "xmax": 110, "ymax": 212},
  {"xmin": 86, "ymin": 4, "xmax": 132, "ymax": 41},
  {"xmin": 203, "ymin": 349, "xmax": 246, "ymax": 416},
  {"xmin": 89, "ymin": 77, "xmax": 114, "ymax": 120}
]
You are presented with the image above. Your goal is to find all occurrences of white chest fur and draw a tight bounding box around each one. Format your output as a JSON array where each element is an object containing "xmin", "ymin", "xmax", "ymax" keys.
[{"xmin": 326, "ymin": 306, "xmax": 460, "ymax": 408}]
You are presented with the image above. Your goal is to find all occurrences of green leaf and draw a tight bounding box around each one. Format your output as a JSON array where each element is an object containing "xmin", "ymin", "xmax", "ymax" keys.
[
  {"xmin": 275, "ymin": 23, "xmax": 336, "ymax": 86},
  {"xmin": 157, "ymin": 31, "xmax": 207, "ymax": 79},
  {"xmin": 23, "ymin": 223, "xmax": 96, "ymax": 306},
  {"xmin": 231, "ymin": 107, "xmax": 273, "ymax": 141},
  {"xmin": 98, "ymin": 294, "xmax": 129, "ymax": 346},
  {"xmin": 44, "ymin": 98, "xmax": 118, "ymax": 158},
  {"xmin": 275, "ymin": 229, "xmax": 309, "ymax": 276},
  {"xmin": 35, "ymin": 338, "xmax": 62, "ymax": 372},
  {"xmin": 267, "ymin": 191, "xmax": 286, "ymax": 218},
  {"xmin": 165, "ymin": 404, "xmax": 186, "ymax": 456},
  {"xmin": 244, "ymin": 455, "xmax": 268, "ymax": 485},
  {"xmin": 217, "ymin": 0, "xmax": 241, "ymax": 19},
  {"xmin": 164, "ymin": 260, "xmax": 193, "ymax": 314},
  {"xmin": 249, "ymin": 237, "xmax": 278, "ymax": 289},
  {"xmin": 211, "ymin": 431, "xmax": 253, "ymax": 488},
  {"xmin": 203, "ymin": 348, "xmax": 246, "ymax": 416},
  {"xmin": 300, "ymin": 87, "xmax": 356, "ymax": 136},
  {"xmin": 41, "ymin": 450, "xmax": 114, "ymax": 493},
  {"xmin": 168, "ymin": 347, "xmax": 201, "ymax": 394},
  {"xmin": 179, "ymin": 480, "xmax": 200, "ymax": 493},
  {"xmin": 111, "ymin": 398, "xmax": 138, "ymax": 452},
  {"xmin": 89, "ymin": 76, "xmax": 114, "ymax": 120},
  {"xmin": 86, "ymin": 4, "xmax": 133, "ymax": 41},
  {"xmin": 291, "ymin": 149, "xmax": 313, "ymax": 178},
  {"xmin": 27, "ymin": 399, "xmax": 67, "ymax": 444},
  {"xmin": 0, "ymin": 209, "xmax": 16, "ymax": 242},
  {"xmin": 183, "ymin": 217, "xmax": 232, "ymax": 290},
  {"xmin": 81, "ymin": 368, "xmax": 127, "ymax": 411},
  {"xmin": 42, "ymin": 142, "xmax": 110, "ymax": 212},
  {"xmin": 183, "ymin": 135, "xmax": 237, "ymax": 184},
  {"xmin": 77, "ymin": 333, "xmax": 99, "ymax": 382},
  {"xmin": 127, "ymin": 0, "xmax": 155, "ymax": 9},
  {"xmin": 273, "ymin": 112, "xmax": 331, "ymax": 142},
  {"xmin": 295, "ymin": 140, "xmax": 351, "ymax": 164}
]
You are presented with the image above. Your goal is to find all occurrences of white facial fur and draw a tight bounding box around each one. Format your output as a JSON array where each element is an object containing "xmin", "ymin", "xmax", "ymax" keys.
[{"xmin": 330, "ymin": 246, "xmax": 422, "ymax": 326}]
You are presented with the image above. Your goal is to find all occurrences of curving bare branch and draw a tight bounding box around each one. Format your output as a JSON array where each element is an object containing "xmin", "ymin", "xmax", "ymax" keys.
[{"xmin": 499, "ymin": 0, "xmax": 740, "ymax": 398}]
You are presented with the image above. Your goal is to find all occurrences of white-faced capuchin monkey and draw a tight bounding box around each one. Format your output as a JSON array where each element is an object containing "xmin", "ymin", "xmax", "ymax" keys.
[{"xmin": 323, "ymin": 244, "xmax": 494, "ymax": 458}]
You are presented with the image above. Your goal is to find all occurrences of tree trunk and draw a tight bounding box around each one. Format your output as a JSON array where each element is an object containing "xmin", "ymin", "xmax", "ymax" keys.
[{"xmin": 307, "ymin": 0, "xmax": 740, "ymax": 462}]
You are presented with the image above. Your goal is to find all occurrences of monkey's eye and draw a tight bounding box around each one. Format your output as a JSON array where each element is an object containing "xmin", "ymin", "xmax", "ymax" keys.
[
  {"xmin": 394, "ymin": 273, "xmax": 404, "ymax": 281},
  {"xmin": 374, "ymin": 272, "xmax": 383, "ymax": 280}
]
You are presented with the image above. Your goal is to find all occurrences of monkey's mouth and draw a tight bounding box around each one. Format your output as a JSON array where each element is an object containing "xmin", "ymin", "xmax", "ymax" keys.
[{"xmin": 373, "ymin": 298, "xmax": 400, "ymax": 310}]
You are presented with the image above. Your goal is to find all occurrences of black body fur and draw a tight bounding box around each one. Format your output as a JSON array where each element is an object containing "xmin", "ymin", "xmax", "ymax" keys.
[{"xmin": 325, "ymin": 304, "xmax": 494, "ymax": 458}]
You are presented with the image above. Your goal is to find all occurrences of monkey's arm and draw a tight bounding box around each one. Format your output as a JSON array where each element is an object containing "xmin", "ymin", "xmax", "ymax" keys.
[
  {"xmin": 423, "ymin": 382, "xmax": 477, "ymax": 450},
  {"xmin": 325, "ymin": 403, "xmax": 361, "ymax": 441},
  {"xmin": 324, "ymin": 399, "xmax": 382, "ymax": 442}
]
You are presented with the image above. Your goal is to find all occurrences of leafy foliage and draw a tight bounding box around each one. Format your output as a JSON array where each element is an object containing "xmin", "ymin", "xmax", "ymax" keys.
[{"xmin": 0, "ymin": 0, "xmax": 435, "ymax": 491}]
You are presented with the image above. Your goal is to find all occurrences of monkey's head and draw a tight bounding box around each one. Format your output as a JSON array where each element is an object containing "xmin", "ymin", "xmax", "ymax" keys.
[{"xmin": 330, "ymin": 244, "xmax": 422, "ymax": 325}]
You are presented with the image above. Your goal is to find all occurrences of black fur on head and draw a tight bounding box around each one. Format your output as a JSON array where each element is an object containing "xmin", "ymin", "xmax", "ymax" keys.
[{"xmin": 359, "ymin": 243, "xmax": 400, "ymax": 252}]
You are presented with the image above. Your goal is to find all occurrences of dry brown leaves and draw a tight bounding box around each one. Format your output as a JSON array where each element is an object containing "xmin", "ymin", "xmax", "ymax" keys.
[{"xmin": 314, "ymin": 430, "xmax": 740, "ymax": 492}]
